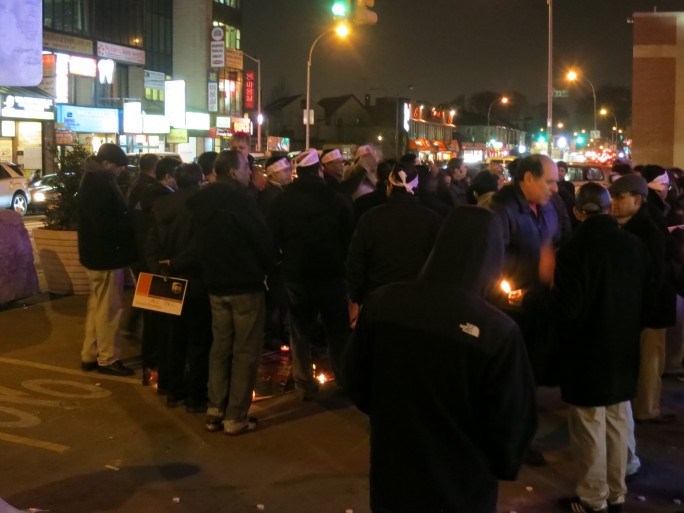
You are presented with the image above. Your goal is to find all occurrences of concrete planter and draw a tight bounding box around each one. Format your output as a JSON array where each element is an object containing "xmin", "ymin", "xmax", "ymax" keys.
[{"xmin": 33, "ymin": 228, "xmax": 90, "ymax": 295}]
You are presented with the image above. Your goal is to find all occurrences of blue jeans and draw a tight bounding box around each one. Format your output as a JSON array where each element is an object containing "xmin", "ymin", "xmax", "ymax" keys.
[
  {"xmin": 285, "ymin": 279, "xmax": 350, "ymax": 391},
  {"xmin": 207, "ymin": 292, "xmax": 265, "ymax": 422}
]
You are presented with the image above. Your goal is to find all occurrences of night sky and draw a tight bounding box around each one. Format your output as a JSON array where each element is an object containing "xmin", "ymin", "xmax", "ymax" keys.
[{"xmin": 243, "ymin": 0, "xmax": 684, "ymax": 107}]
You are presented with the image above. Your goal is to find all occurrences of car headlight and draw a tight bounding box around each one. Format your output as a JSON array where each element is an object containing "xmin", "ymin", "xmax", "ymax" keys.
[{"xmin": 33, "ymin": 191, "xmax": 46, "ymax": 202}]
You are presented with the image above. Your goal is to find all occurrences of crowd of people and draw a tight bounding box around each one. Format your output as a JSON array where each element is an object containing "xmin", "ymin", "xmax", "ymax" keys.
[{"xmin": 74, "ymin": 138, "xmax": 684, "ymax": 513}]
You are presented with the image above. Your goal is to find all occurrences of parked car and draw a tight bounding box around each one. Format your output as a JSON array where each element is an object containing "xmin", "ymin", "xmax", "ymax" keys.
[
  {"xmin": 0, "ymin": 161, "xmax": 30, "ymax": 216},
  {"xmin": 28, "ymin": 173, "xmax": 59, "ymax": 213},
  {"xmin": 565, "ymin": 162, "xmax": 617, "ymax": 191}
]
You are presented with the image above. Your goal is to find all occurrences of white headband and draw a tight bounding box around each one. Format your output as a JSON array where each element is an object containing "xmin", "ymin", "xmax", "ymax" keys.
[
  {"xmin": 647, "ymin": 172, "xmax": 669, "ymax": 192},
  {"xmin": 321, "ymin": 149, "xmax": 342, "ymax": 164},
  {"xmin": 388, "ymin": 170, "xmax": 419, "ymax": 195},
  {"xmin": 266, "ymin": 158, "xmax": 289, "ymax": 175},
  {"xmin": 295, "ymin": 149, "xmax": 320, "ymax": 168}
]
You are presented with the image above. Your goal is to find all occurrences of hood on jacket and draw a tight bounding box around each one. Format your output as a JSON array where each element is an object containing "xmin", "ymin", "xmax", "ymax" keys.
[{"xmin": 420, "ymin": 206, "xmax": 503, "ymax": 297}]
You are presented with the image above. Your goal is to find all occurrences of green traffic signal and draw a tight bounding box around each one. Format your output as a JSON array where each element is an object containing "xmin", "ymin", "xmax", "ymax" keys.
[
  {"xmin": 537, "ymin": 134, "xmax": 547, "ymax": 143},
  {"xmin": 332, "ymin": 1, "xmax": 348, "ymax": 17},
  {"xmin": 576, "ymin": 135, "xmax": 586, "ymax": 146}
]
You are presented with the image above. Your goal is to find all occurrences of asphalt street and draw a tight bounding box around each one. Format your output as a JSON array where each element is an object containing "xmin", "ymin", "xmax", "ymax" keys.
[{"xmin": 0, "ymin": 293, "xmax": 683, "ymax": 513}]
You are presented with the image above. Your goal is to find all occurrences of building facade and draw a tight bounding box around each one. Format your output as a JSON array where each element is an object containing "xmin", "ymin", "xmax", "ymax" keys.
[{"xmin": 632, "ymin": 11, "xmax": 684, "ymax": 167}]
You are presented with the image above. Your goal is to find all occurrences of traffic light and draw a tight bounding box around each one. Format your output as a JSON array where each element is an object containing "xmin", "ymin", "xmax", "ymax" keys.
[
  {"xmin": 331, "ymin": 1, "xmax": 351, "ymax": 19},
  {"xmin": 575, "ymin": 135, "xmax": 586, "ymax": 146},
  {"xmin": 352, "ymin": 0, "xmax": 378, "ymax": 25},
  {"xmin": 536, "ymin": 133, "xmax": 547, "ymax": 144}
]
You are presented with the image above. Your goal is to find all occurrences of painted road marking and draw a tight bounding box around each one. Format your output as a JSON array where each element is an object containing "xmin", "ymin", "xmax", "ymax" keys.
[
  {"xmin": 0, "ymin": 357, "xmax": 138, "ymax": 384},
  {"xmin": 22, "ymin": 379, "xmax": 112, "ymax": 399},
  {"xmin": 0, "ymin": 432, "xmax": 69, "ymax": 453}
]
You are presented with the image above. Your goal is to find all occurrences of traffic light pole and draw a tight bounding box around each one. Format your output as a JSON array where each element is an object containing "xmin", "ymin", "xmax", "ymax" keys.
[{"xmin": 547, "ymin": 0, "xmax": 553, "ymax": 157}]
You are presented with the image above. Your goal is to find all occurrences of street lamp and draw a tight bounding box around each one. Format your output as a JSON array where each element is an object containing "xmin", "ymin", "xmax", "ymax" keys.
[
  {"xmin": 567, "ymin": 69, "xmax": 597, "ymax": 132},
  {"xmin": 242, "ymin": 51, "xmax": 262, "ymax": 153},
  {"xmin": 486, "ymin": 96, "xmax": 509, "ymax": 128},
  {"xmin": 600, "ymin": 108, "xmax": 619, "ymax": 146},
  {"xmin": 305, "ymin": 23, "xmax": 349, "ymax": 149}
]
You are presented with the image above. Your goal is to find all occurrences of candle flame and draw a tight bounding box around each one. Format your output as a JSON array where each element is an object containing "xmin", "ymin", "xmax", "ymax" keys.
[
  {"xmin": 316, "ymin": 373, "xmax": 328, "ymax": 384},
  {"xmin": 500, "ymin": 280, "xmax": 512, "ymax": 294},
  {"xmin": 280, "ymin": 344, "xmax": 290, "ymax": 352}
]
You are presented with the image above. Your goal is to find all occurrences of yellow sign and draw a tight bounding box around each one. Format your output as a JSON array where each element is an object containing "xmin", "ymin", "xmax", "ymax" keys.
[{"xmin": 167, "ymin": 128, "xmax": 188, "ymax": 144}]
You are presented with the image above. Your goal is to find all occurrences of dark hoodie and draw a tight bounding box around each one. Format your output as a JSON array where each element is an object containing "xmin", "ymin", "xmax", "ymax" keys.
[{"xmin": 344, "ymin": 206, "xmax": 537, "ymax": 513}]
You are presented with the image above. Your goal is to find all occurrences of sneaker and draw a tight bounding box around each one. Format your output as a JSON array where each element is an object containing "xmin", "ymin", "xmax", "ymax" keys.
[
  {"xmin": 142, "ymin": 368, "xmax": 158, "ymax": 386},
  {"xmin": 205, "ymin": 415, "xmax": 223, "ymax": 432},
  {"xmin": 81, "ymin": 360, "xmax": 98, "ymax": 372},
  {"xmin": 224, "ymin": 417, "xmax": 258, "ymax": 436},
  {"xmin": 97, "ymin": 361, "xmax": 135, "ymax": 376},
  {"xmin": 558, "ymin": 497, "xmax": 607, "ymax": 513}
]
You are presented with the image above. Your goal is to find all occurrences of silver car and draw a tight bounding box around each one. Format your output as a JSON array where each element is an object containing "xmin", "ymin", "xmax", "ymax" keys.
[{"xmin": 0, "ymin": 161, "xmax": 30, "ymax": 216}]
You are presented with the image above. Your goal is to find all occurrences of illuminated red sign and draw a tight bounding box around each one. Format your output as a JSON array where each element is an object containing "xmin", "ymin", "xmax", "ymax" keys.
[{"xmin": 244, "ymin": 71, "xmax": 255, "ymax": 111}]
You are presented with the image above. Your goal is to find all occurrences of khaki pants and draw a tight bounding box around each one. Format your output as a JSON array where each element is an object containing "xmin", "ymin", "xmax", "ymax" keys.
[
  {"xmin": 81, "ymin": 269, "xmax": 124, "ymax": 366},
  {"xmin": 568, "ymin": 402, "xmax": 629, "ymax": 511},
  {"xmin": 634, "ymin": 327, "xmax": 666, "ymax": 420}
]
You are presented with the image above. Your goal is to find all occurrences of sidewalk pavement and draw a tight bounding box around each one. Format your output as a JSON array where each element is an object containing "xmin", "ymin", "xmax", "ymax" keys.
[{"xmin": 0, "ymin": 294, "xmax": 683, "ymax": 513}]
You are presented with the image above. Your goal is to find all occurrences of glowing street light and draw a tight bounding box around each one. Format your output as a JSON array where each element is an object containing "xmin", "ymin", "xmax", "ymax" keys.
[
  {"xmin": 600, "ymin": 108, "xmax": 619, "ymax": 146},
  {"xmin": 566, "ymin": 69, "xmax": 597, "ymax": 131},
  {"xmin": 487, "ymin": 96, "xmax": 510, "ymax": 128},
  {"xmin": 305, "ymin": 23, "xmax": 349, "ymax": 148}
]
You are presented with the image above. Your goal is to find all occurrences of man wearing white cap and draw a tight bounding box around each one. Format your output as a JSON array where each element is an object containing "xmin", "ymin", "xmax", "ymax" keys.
[
  {"xmin": 354, "ymin": 144, "xmax": 378, "ymax": 182},
  {"xmin": 321, "ymin": 149, "xmax": 345, "ymax": 190},
  {"xmin": 267, "ymin": 148, "xmax": 355, "ymax": 400},
  {"xmin": 259, "ymin": 156, "xmax": 292, "ymax": 216}
]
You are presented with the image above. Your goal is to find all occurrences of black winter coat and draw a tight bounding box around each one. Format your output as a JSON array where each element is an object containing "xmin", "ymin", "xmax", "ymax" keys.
[
  {"xmin": 146, "ymin": 188, "xmax": 206, "ymax": 298},
  {"xmin": 550, "ymin": 214, "xmax": 651, "ymax": 407},
  {"xmin": 188, "ymin": 178, "xmax": 274, "ymax": 296},
  {"xmin": 267, "ymin": 173, "xmax": 354, "ymax": 282},
  {"xmin": 622, "ymin": 205, "xmax": 677, "ymax": 328},
  {"xmin": 77, "ymin": 157, "xmax": 136, "ymax": 270},
  {"xmin": 132, "ymin": 181, "xmax": 173, "ymax": 272},
  {"xmin": 346, "ymin": 192, "xmax": 440, "ymax": 304},
  {"xmin": 345, "ymin": 207, "xmax": 537, "ymax": 513}
]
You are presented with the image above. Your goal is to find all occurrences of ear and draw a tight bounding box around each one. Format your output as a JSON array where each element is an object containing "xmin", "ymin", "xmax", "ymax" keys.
[
  {"xmin": 523, "ymin": 170, "xmax": 534, "ymax": 184},
  {"xmin": 635, "ymin": 194, "xmax": 644, "ymax": 207},
  {"xmin": 573, "ymin": 207, "xmax": 584, "ymax": 222}
]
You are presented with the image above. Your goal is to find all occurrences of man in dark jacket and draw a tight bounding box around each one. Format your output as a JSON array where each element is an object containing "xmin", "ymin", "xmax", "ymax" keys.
[
  {"xmin": 146, "ymin": 163, "xmax": 212, "ymax": 412},
  {"xmin": 189, "ymin": 150, "xmax": 274, "ymax": 435},
  {"xmin": 127, "ymin": 153, "xmax": 160, "ymax": 210},
  {"xmin": 268, "ymin": 148, "xmax": 354, "ymax": 398},
  {"xmin": 346, "ymin": 161, "xmax": 440, "ymax": 306},
  {"xmin": 132, "ymin": 156, "xmax": 178, "ymax": 387},
  {"xmin": 551, "ymin": 183, "xmax": 650, "ymax": 513},
  {"xmin": 78, "ymin": 143, "xmax": 137, "ymax": 376},
  {"xmin": 446, "ymin": 157, "xmax": 469, "ymax": 206},
  {"xmin": 610, "ymin": 174, "xmax": 676, "ymax": 423},
  {"xmin": 344, "ymin": 207, "xmax": 537, "ymax": 513}
]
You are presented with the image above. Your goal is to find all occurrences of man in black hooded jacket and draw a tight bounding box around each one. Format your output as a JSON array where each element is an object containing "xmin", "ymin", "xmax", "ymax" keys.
[{"xmin": 344, "ymin": 206, "xmax": 537, "ymax": 513}]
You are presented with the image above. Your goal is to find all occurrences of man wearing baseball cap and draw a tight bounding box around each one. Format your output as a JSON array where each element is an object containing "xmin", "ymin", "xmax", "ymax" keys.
[
  {"xmin": 610, "ymin": 174, "xmax": 676, "ymax": 424},
  {"xmin": 551, "ymin": 183, "xmax": 650, "ymax": 513},
  {"xmin": 78, "ymin": 143, "xmax": 137, "ymax": 376}
]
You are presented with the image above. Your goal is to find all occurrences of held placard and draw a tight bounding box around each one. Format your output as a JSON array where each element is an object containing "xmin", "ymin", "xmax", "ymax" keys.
[{"xmin": 132, "ymin": 272, "xmax": 188, "ymax": 316}]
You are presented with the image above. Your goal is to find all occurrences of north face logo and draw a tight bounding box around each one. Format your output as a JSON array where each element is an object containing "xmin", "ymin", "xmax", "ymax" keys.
[{"xmin": 459, "ymin": 323, "xmax": 480, "ymax": 338}]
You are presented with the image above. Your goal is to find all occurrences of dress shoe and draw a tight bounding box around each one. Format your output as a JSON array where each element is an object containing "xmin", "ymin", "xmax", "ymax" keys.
[
  {"xmin": 81, "ymin": 361, "xmax": 98, "ymax": 372},
  {"xmin": 97, "ymin": 361, "xmax": 135, "ymax": 376}
]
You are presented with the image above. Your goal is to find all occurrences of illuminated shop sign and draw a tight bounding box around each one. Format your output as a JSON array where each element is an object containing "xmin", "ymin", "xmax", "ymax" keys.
[
  {"xmin": 123, "ymin": 102, "xmax": 143, "ymax": 134},
  {"xmin": 56, "ymin": 105, "xmax": 119, "ymax": 133},
  {"xmin": 96, "ymin": 41, "xmax": 145, "ymax": 65},
  {"xmin": 1, "ymin": 95, "xmax": 54, "ymax": 120},
  {"xmin": 164, "ymin": 80, "xmax": 186, "ymax": 128},
  {"xmin": 68, "ymin": 55, "xmax": 97, "ymax": 77},
  {"xmin": 185, "ymin": 112, "xmax": 210, "ymax": 131},
  {"xmin": 216, "ymin": 116, "xmax": 231, "ymax": 128},
  {"xmin": 142, "ymin": 115, "xmax": 170, "ymax": 134},
  {"xmin": 232, "ymin": 118, "xmax": 252, "ymax": 134}
]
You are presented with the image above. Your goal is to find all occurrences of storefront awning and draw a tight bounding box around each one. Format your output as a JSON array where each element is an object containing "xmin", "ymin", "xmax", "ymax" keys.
[{"xmin": 408, "ymin": 138, "xmax": 432, "ymax": 151}]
